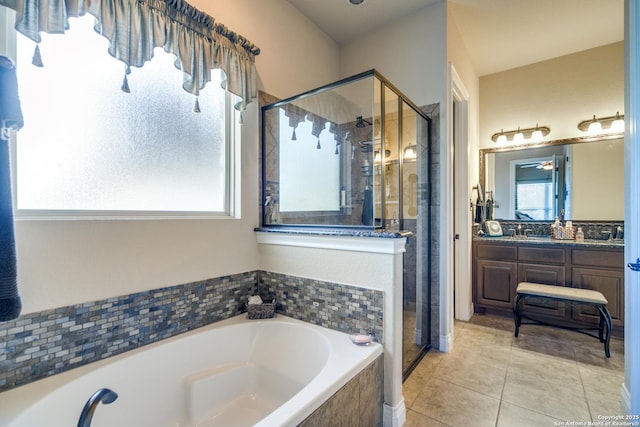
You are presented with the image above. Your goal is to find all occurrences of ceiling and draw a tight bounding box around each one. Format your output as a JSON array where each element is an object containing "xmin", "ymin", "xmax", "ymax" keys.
[{"xmin": 285, "ymin": 0, "xmax": 624, "ymax": 76}]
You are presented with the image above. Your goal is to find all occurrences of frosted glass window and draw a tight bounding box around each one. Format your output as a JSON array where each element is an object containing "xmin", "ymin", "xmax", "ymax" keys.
[
  {"xmin": 14, "ymin": 15, "xmax": 235, "ymax": 215},
  {"xmin": 278, "ymin": 109, "xmax": 340, "ymax": 212}
]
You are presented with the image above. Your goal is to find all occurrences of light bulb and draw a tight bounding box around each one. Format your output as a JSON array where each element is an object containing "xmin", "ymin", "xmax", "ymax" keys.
[
  {"xmin": 588, "ymin": 115, "xmax": 602, "ymax": 135},
  {"xmin": 403, "ymin": 145, "xmax": 416, "ymax": 160},
  {"xmin": 611, "ymin": 112, "xmax": 624, "ymax": 133},
  {"xmin": 531, "ymin": 124, "xmax": 543, "ymax": 142},
  {"xmin": 374, "ymin": 151, "xmax": 381, "ymax": 164},
  {"xmin": 513, "ymin": 127, "xmax": 524, "ymax": 144},
  {"xmin": 495, "ymin": 129, "xmax": 508, "ymax": 146}
]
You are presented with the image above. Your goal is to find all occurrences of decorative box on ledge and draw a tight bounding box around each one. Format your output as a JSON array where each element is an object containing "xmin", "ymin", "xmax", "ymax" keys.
[
  {"xmin": 246, "ymin": 298, "xmax": 276, "ymax": 319},
  {"xmin": 551, "ymin": 226, "xmax": 576, "ymax": 240}
]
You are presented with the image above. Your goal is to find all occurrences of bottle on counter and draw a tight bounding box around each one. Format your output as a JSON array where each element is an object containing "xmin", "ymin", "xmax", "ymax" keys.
[
  {"xmin": 551, "ymin": 217, "xmax": 561, "ymax": 239},
  {"xmin": 576, "ymin": 227, "xmax": 584, "ymax": 242}
]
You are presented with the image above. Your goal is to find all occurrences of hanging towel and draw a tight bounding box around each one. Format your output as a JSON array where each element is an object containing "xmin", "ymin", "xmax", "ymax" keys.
[
  {"xmin": 0, "ymin": 56, "xmax": 24, "ymax": 134},
  {"xmin": 0, "ymin": 56, "xmax": 22, "ymax": 321}
]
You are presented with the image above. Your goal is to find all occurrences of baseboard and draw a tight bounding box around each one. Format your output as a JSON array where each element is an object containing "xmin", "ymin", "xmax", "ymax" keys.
[
  {"xmin": 439, "ymin": 332, "xmax": 452, "ymax": 352},
  {"xmin": 621, "ymin": 382, "xmax": 631, "ymax": 414},
  {"xmin": 383, "ymin": 399, "xmax": 407, "ymax": 427}
]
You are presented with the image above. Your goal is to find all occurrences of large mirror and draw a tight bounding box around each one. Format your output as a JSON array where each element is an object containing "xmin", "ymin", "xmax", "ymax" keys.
[{"xmin": 479, "ymin": 134, "xmax": 624, "ymax": 221}]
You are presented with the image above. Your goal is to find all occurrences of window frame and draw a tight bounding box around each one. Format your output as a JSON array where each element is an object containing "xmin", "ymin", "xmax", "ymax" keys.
[{"xmin": 2, "ymin": 8, "xmax": 241, "ymax": 221}]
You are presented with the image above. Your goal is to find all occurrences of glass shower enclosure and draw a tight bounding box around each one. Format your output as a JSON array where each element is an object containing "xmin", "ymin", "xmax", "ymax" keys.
[{"xmin": 261, "ymin": 69, "xmax": 432, "ymax": 376}]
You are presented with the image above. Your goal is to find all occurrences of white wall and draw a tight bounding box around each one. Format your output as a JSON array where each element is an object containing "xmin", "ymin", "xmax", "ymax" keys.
[
  {"xmin": 339, "ymin": 1, "xmax": 447, "ymax": 109},
  {"xmin": 480, "ymin": 42, "xmax": 624, "ymax": 148},
  {"xmin": 13, "ymin": 0, "xmax": 341, "ymax": 314}
]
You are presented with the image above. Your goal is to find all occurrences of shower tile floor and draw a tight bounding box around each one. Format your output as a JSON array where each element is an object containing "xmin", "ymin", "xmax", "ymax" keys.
[{"xmin": 403, "ymin": 314, "xmax": 625, "ymax": 427}]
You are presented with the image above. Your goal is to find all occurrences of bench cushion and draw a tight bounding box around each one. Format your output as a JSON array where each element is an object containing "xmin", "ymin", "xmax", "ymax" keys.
[{"xmin": 516, "ymin": 282, "xmax": 608, "ymax": 305}]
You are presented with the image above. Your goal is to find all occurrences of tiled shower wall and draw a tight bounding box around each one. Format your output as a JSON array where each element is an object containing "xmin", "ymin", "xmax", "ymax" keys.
[{"xmin": 0, "ymin": 271, "xmax": 383, "ymax": 393}]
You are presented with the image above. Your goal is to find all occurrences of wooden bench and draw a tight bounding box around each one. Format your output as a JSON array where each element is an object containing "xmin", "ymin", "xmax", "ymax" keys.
[{"xmin": 513, "ymin": 282, "xmax": 612, "ymax": 358}]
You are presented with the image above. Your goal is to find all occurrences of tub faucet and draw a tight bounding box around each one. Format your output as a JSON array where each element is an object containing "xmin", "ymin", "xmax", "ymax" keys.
[{"xmin": 78, "ymin": 388, "xmax": 118, "ymax": 427}]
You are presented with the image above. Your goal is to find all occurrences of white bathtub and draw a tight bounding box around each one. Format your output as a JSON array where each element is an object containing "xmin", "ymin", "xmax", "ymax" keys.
[{"xmin": 0, "ymin": 314, "xmax": 382, "ymax": 427}]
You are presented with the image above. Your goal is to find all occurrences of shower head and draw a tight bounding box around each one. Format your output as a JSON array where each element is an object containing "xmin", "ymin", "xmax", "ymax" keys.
[{"xmin": 355, "ymin": 116, "xmax": 372, "ymax": 128}]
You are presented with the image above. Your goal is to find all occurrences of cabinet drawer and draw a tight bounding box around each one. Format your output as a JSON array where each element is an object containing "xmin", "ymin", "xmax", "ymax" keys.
[
  {"xmin": 476, "ymin": 244, "xmax": 517, "ymax": 261},
  {"xmin": 519, "ymin": 247, "xmax": 566, "ymax": 264},
  {"xmin": 571, "ymin": 249, "xmax": 623, "ymax": 268}
]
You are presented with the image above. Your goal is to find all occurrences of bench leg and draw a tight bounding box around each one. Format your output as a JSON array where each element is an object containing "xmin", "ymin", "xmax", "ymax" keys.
[
  {"xmin": 596, "ymin": 305, "xmax": 613, "ymax": 358},
  {"xmin": 513, "ymin": 294, "xmax": 524, "ymax": 338}
]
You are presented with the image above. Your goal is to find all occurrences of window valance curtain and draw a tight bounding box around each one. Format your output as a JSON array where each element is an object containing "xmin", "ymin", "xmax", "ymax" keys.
[{"xmin": 0, "ymin": 0, "xmax": 261, "ymax": 110}]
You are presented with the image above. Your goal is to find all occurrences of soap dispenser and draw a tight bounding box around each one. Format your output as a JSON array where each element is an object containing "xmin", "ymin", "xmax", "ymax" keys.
[{"xmin": 576, "ymin": 227, "xmax": 584, "ymax": 242}]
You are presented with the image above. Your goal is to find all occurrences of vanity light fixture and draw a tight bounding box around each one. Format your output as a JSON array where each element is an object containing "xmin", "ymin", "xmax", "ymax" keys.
[
  {"xmin": 491, "ymin": 125, "xmax": 551, "ymax": 145},
  {"xmin": 577, "ymin": 112, "xmax": 625, "ymax": 135}
]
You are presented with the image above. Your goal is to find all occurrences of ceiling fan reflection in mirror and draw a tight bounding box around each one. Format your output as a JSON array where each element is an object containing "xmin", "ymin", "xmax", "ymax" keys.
[{"xmin": 518, "ymin": 160, "xmax": 554, "ymax": 170}]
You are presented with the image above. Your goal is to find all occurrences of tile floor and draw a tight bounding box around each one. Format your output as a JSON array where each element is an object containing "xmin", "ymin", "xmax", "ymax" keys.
[{"xmin": 403, "ymin": 314, "xmax": 625, "ymax": 427}]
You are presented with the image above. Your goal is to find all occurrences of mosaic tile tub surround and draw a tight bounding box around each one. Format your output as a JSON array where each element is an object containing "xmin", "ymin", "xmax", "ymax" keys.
[
  {"xmin": 0, "ymin": 271, "xmax": 383, "ymax": 393},
  {"xmin": 259, "ymin": 271, "xmax": 384, "ymax": 342}
]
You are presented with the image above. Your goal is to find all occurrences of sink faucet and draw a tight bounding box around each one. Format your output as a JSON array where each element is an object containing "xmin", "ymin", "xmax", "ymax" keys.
[
  {"xmin": 602, "ymin": 230, "xmax": 612, "ymax": 241},
  {"xmin": 78, "ymin": 388, "xmax": 118, "ymax": 427},
  {"xmin": 614, "ymin": 225, "xmax": 624, "ymax": 240}
]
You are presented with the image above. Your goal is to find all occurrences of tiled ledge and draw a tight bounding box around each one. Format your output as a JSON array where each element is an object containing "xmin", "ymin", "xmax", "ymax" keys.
[
  {"xmin": 254, "ymin": 226, "xmax": 413, "ymax": 239},
  {"xmin": 255, "ymin": 228, "xmax": 411, "ymax": 254}
]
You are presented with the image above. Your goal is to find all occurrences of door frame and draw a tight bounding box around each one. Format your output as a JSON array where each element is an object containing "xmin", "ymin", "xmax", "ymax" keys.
[
  {"xmin": 622, "ymin": 0, "xmax": 640, "ymax": 415},
  {"xmin": 451, "ymin": 64, "xmax": 473, "ymax": 322}
]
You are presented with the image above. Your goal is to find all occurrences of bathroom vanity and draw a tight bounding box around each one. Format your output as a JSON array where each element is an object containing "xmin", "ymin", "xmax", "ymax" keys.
[{"xmin": 472, "ymin": 236, "xmax": 624, "ymax": 333}]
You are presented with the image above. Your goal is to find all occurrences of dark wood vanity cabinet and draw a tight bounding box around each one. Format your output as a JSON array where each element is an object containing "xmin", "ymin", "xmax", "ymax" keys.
[{"xmin": 473, "ymin": 240, "xmax": 624, "ymax": 331}]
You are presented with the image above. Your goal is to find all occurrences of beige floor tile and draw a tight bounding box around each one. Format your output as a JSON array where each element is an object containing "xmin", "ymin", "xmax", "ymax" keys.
[
  {"xmin": 497, "ymin": 401, "xmax": 564, "ymax": 427},
  {"xmin": 579, "ymin": 364, "xmax": 625, "ymax": 419},
  {"xmin": 403, "ymin": 313, "xmax": 625, "ymax": 427},
  {"xmin": 411, "ymin": 377, "xmax": 500, "ymax": 427},
  {"xmin": 516, "ymin": 323, "xmax": 598, "ymax": 344},
  {"xmin": 405, "ymin": 408, "xmax": 450, "ymax": 427},
  {"xmin": 573, "ymin": 339, "xmax": 625, "ymax": 371},
  {"xmin": 448, "ymin": 339, "xmax": 512, "ymax": 369},
  {"xmin": 468, "ymin": 313, "xmax": 515, "ymax": 332},
  {"xmin": 403, "ymin": 374, "xmax": 425, "ymax": 409},
  {"xmin": 433, "ymin": 354, "xmax": 507, "ymax": 398},
  {"xmin": 455, "ymin": 324, "xmax": 514, "ymax": 347},
  {"xmin": 512, "ymin": 333, "xmax": 577, "ymax": 361},
  {"xmin": 508, "ymin": 347, "xmax": 581, "ymax": 387},
  {"xmin": 410, "ymin": 351, "xmax": 445, "ymax": 380},
  {"xmin": 502, "ymin": 370, "xmax": 591, "ymax": 421}
]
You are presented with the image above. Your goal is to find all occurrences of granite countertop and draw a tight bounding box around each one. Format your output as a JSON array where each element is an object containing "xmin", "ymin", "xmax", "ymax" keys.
[
  {"xmin": 254, "ymin": 227, "xmax": 414, "ymax": 239},
  {"xmin": 473, "ymin": 235, "xmax": 624, "ymax": 249}
]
